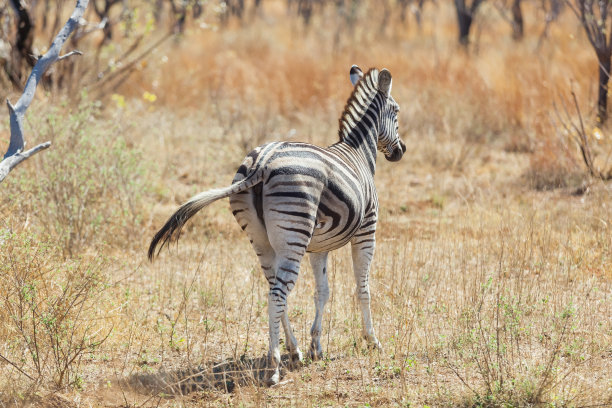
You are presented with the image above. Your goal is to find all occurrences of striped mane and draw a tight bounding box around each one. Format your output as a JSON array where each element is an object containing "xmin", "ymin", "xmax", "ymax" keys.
[{"xmin": 338, "ymin": 68, "xmax": 380, "ymax": 141}]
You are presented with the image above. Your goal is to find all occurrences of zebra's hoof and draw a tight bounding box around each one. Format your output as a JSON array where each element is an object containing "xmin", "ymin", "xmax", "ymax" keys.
[
  {"xmin": 288, "ymin": 349, "xmax": 303, "ymax": 369},
  {"xmin": 364, "ymin": 335, "xmax": 382, "ymax": 352},
  {"xmin": 265, "ymin": 369, "xmax": 280, "ymax": 386},
  {"xmin": 369, "ymin": 344, "xmax": 382, "ymax": 352},
  {"xmin": 308, "ymin": 346, "xmax": 324, "ymax": 361}
]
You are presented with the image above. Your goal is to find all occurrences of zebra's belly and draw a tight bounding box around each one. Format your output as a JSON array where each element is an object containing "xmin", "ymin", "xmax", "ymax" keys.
[
  {"xmin": 307, "ymin": 210, "xmax": 363, "ymax": 253},
  {"xmin": 307, "ymin": 232, "xmax": 353, "ymax": 252}
]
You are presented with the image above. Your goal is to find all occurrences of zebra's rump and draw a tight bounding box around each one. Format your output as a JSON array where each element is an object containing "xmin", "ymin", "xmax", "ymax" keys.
[{"xmin": 236, "ymin": 141, "xmax": 369, "ymax": 253}]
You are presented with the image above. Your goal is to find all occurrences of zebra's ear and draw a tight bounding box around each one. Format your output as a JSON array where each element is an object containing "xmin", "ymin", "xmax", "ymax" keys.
[
  {"xmin": 378, "ymin": 69, "xmax": 392, "ymax": 97},
  {"xmin": 350, "ymin": 65, "xmax": 363, "ymax": 86}
]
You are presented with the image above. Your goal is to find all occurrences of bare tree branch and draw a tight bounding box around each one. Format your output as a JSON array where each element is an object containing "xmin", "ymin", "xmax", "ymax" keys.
[
  {"xmin": 553, "ymin": 88, "xmax": 612, "ymax": 182},
  {"xmin": 0, "ymin": 0, "xmax": 89, "ymax": 183},
  {"xmin": 0, "ymin": 142, "xmax": 51, "ymax": 182},
  {"xmin": 58, "ymin": 50, "xmax": 83, "ymax": 61}
]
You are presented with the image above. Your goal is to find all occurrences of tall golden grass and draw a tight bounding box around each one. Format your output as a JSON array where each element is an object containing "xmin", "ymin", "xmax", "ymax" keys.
[{"xmin": 0, "ymin": 1, "xmax": 610, "ymax": 406}]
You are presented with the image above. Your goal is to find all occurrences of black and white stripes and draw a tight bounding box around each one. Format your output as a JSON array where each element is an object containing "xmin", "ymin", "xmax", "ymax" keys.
[{"xmin": 148, "ymin": 65, "xmax": 405, "ymax": 385}]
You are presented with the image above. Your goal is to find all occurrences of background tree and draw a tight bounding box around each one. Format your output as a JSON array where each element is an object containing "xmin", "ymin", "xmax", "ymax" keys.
[
  {"xmin": 566, "ymin": 0, "xmax": 612, "ymax": 123},
  {"xmin": 494, "ymin": 0, "xmax": 524, "ymax": 39},
  {"xmin": 4, "ymin": 0, "xmax": 36, "ymax": 87},
  {"xmin": 454, "ymin": 0, "xmax": 485, "ymax": 46},
  {"xmin": 536, "ymin": 0, "xmax": 563, "ymax": 48},
  {"xmin": 169, "ymin": 0, "xmax": 207, "ymax": 32},
  {"xmin": 286, "ymin": 0, "xmax": 324, "ymax": 26},
  {"xmin": 398, "ymin": 0, "xmax": 428, "ymax": 27},
  {"xmin": 92, "ymin": 0, "xmax": 124, "ymax": 43}
]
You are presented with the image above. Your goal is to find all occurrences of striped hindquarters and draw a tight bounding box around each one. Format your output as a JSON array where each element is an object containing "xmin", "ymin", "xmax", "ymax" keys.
[{"xmin": 255, "ymin": 142, "xmax": 369, "ymax": 253}]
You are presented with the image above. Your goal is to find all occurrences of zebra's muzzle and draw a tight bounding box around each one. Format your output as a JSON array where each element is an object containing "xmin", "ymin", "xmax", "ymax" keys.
[{"xmin": 385, "ymin": 140, "xmax": 406, "ymax": 162}]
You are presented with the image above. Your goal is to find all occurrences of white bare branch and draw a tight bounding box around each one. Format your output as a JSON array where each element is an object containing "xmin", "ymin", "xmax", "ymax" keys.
[
  {"xmin": 58, "ymin": 50, "xmax": 83, "ymax": 61},
  {"xmin": 0, "ymin": 0, "xmax": 90, "ymax": 183},
  {"xmin": 0, "ymin": 142, "xmax": 51, "ymax": 182}
]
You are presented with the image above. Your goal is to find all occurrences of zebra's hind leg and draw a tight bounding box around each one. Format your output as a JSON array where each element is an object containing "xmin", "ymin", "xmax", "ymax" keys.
[
  {"xmin": 229, "ymin": 188, "xmax": 305, "ymax": 379},
  {"xmin": 281, "ymin": 309, "xmax": 302, "ymax": 368},
  {"xmin": 261, "ymin": 255, "xmax": 303, "ymax": 367},
  {"xmin": 308, "ymin": 252, "xmax": 329, "ymax": 360},
  {"xmin": 265, "ymin": 251, "xmax": 305, "ymax": 385},
  {"xmin": 351, "ymin": 235, "xmax": 382, "ymax": 351}
]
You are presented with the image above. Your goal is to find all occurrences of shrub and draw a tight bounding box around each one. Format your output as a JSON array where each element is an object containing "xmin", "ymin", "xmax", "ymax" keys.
[
  {"xmin": 445, "ymin": 272, "xmax": 586, "ymax": 407},
  {"xmin": 525, "ymin": 137, "xmax": 585, "ymax": 191},
  {"xmin": 2, "ymin": 100, "xmax": 150, "ymax": 256},
  {"xmin": 0, "ymin": 229, "xmax": 112, "ymax": 396}
]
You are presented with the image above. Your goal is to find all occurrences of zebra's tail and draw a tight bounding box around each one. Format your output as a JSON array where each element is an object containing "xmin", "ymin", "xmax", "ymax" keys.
[{"xmin": 148, "ymin": 169, "xmax": 263, "ymax": 261}]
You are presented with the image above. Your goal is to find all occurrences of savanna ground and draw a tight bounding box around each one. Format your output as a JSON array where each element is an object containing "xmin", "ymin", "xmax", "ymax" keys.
[{"xmin": 0, "ymin": 1, "xmax": 610, "ymax": 406}]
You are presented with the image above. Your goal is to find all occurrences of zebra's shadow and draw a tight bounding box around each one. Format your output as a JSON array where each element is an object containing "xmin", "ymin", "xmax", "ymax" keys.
[{"xmin": 124, "ymin": 354, "xmax": 295, "ymax": 396}]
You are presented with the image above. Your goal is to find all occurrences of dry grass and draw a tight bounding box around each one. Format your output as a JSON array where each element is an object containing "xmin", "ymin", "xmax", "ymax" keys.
[{"xmin": 0, "ymin": 1, "xmax": 610, "ymax": 406}]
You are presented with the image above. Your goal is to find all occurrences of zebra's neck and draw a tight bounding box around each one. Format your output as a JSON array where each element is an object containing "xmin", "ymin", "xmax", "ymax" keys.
[
  {"xmin": 335, "ymin": 70, "xmax": 382, "ymax": 175},
  {"xmin": 335, "ymin": 118, "xmax": 379, "ymax": 175}
]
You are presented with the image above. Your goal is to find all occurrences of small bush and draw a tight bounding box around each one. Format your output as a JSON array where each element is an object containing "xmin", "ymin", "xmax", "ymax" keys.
[
  {"xmin": 0, "ymin": 229, "xmax": 112, "ymax": 396},
  {"xmin": 445, "ymin": 273, "xmax": 585, "ymax": 407},
  {"xmin": 525, "ymin": 137, "xmax": 585, "ymax": 191},
  {"xmin": 2, "ymin": 100, "xmax": 150, "ymax": 256}
]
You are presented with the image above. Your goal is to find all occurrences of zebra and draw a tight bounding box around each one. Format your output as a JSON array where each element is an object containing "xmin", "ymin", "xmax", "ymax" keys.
[{"xmin": 148, "ymin": 65, "xmax": 405, "ymax": 385}]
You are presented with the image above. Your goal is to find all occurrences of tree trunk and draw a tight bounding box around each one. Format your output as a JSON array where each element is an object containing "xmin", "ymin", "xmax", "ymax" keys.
[
  {"xmin": 455, "ymin": 0, "xmax": 483, "ymax": 47},
  {"xmin": 511, "ymin": 0, "xmax": 523, "ymax": 40},
  {"xmin": 398, "ymin": 0, "xmax": 409, "ymax": 22},
  {"xmin": 153, "ymin": 0, "xmax": 163, "ymax": 22},
  {"xmin": 456, "ymin": 6, "xmax": 473, "ymax": 46},
  {"xmin": 298, "ymin": 0, "xmax": 314, "ymax": 25},
  {"xmin": 597, "ymin": 53, "xmax": 611, "ymax": 123},
  {"xmin": 8, "ymin": 0, "xmax": 36, "ymax": 85},
  {"xmin": 193, "ymin": 0, "xmax": 204, "ymax": 19}
]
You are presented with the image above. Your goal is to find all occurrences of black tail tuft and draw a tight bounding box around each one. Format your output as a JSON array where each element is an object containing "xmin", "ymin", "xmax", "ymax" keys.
[{"xmin": 148, "ymin": 205, "xmax": 193, "ymax": 261}]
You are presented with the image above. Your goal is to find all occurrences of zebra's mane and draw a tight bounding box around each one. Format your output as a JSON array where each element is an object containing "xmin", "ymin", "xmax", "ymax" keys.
[{"xmin": 338, "ymin": 68, "xmax": 380, "ymax": 142}]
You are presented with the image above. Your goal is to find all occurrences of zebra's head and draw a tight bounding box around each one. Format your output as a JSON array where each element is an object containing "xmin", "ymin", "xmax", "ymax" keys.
[{"xmin": 350, "ymin": 65, "xmax": 406, "ymax": 162}]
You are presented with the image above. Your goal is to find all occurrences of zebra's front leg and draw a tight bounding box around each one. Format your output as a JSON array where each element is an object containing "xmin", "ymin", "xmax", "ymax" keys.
[
  {"xmin": 351, "ymin": 235, "xmax": 382, "ymax": 351},
  {"xmin": 308, "ymin": 252, "xmax": 329, "ymax": 360}
]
